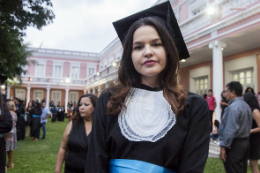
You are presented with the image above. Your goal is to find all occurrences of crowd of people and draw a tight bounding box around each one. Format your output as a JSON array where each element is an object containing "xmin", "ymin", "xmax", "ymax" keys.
[
  {"xmin": 1, "ymin": 1, "xmax": 260, "ymax": 173},
  {"xmin": 206, "ymin": 85, "xmax": 260, "ymax": 173}
]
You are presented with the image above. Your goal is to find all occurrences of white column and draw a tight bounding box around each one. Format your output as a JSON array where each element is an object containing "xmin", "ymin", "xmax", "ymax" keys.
[
  {"xmin": 92, "ymin": 87, "xmax": 96, "ymax": 95},
  {"xmin": 87, "ymin": 88, "xmax": 91, "ymax": 94},
  {"xmin": 26, "ymin": 86, "xmax": 31, "ymax": 106},
  {"xmin": 7, "ymin": 84, "xmax": 11, "ymax": 99},
  {"xmin": 65, "ymin": 88, "xmax": 69, "ymax": 113},
  {"xmin": 46, "ymin": 87, "xmax": 50, "ymax": 109},
  {"xmin": 209, "ymin": 40, "xmax": 226, "ymax": 121},
  {"xmin": 84, "ymin": 89, "xmax": 87, "ymax": 94},
  {"xmin": 98, "ymin": 85, "xmax": 102, "ymax": 97},
  {"xmin": 105, "ymin": 82, "xmax": 110, "ymax": 88}
]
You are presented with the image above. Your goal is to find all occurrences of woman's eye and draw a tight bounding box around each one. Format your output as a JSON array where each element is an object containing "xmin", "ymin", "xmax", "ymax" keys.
[
  {"xmin": 84, "ymin": 104, "xmax": 89, "ymax": 106},
  {"xmin": 133, "ymin": 45, "xmax": 143, "ymax": 50},
  {"xmin": 153, "ymin": 43, "xmax": 162, "ymax": 47}
]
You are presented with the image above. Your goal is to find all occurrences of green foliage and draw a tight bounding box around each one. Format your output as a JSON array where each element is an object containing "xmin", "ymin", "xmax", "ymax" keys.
[{"xmin": 0, "ymin": 0, "xmax": 55, "ymax": 78}]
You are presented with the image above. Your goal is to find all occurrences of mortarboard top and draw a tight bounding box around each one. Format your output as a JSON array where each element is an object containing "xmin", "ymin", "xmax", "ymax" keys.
[
  {"xmin": 0, "ymin": 75, "xmax": 7, "ymax": 85},
  {"xmin": 113, "ymin": 1, "xmax": 189, "ymax": 60}
]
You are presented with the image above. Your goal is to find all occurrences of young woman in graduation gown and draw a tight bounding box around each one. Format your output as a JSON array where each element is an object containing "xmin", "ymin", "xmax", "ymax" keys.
[
  {"xmin": 55, "ymin": 94, "xmax": 97, "ymax": 173},
  {"xmin": 86, "ymin": 2, "xmax": 210, "ymax": 173}
]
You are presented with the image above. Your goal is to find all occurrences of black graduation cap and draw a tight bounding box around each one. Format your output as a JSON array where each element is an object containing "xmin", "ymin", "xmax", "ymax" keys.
[
  {"xmin": 113, "ymin": 1, "xmax": 189, "ymax": 60},
  {"xmin": 0, "ymin": 75, "xmax": 7, "ymax": 85}
]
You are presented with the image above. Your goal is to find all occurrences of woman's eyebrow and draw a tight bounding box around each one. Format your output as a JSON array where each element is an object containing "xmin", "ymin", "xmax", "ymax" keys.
[{"xmin": 133, "ymin": 38, "xmax": 161, "ymax": 45}]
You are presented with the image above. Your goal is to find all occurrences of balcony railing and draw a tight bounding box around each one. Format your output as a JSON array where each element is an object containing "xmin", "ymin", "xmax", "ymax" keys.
[
  {"xmin": 27, "ymin": 48, "xmax": 100, "ymax": 58},
  {"xmin": 221, "ymin": 0, "xmax": 260, "ymax": 18},
  {"xmin": 21, "ymin": 76, "xmax": 87, "ymax": 85}
]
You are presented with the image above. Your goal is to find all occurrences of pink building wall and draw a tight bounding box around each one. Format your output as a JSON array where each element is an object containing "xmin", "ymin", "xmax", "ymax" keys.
[
  {"xmin": 27, "ymin": 60, "xmax": 35, "ymax": 76},
  {"xmin": 45, "ymin": 60, "xmax": 53, "ymax": 77},
  {"xmin": 179, "ymin": 3, "xmax": 189, "ymax": 23},
  {"xmin": 63, "ymin": 62, "xmax": 70, "ymax": 78},
  {"xmin": 80, "ymin": 63, "xmax": 87, "ymax": 79}
]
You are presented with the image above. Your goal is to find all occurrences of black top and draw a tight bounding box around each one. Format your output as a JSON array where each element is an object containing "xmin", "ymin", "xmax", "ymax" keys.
[
  {"xmin": 65, "ymin": 120, "xmax": 88, "ymax": 173},
  {"xmin": 86, "ymin": 85, "xmax": 210, "ymax": 173},
  {"xmin": 0, "ymin": 104, "xmax": 12, "ymax": 133}
]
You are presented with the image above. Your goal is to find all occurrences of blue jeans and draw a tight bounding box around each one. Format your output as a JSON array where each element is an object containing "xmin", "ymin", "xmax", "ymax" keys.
[
  {"xmin": 210, "ymin": 134, "xmax": 218, "ymax": 141},
  {"xmin": 38, "ymin": 122, "xmax": 46, "ymax": 139}
]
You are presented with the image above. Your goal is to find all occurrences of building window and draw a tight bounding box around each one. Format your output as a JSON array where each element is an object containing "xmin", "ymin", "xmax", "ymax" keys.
[
  {"xmin": 54, "ymin": 65, "xmax": 62, "ymax": 78},
  {"xmin": 36, "ymin": 64, "xmax": 44, "ymax": 77},
  {"xmin": 88, "ymin": 67, "xmax": 95, "ymax": 77},
  {"xmin": 195, "ymin": 76, "xmax": 208, "ymax": 96},
  {"xmin": 69, "ymin": 92, "xmax": 78, "ymax": 106},
  {"xmin": 15, "ymin": 89, "xmax": 26, "ymax": 100},
  {"xmin": 51, "ymin": 91, "xmax": 61, "ymax": 106},
  {"xmin": 71, "ymin": 67, "xmax": 79, "ymax": 79},
  {"xmin": 232, "ymin": 69, "xmax": 254, "ymax": 90}
]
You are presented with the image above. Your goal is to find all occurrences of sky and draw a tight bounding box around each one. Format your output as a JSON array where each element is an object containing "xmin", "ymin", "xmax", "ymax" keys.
[{"xmin": 23, "ymin": 0, "xmax": 158, "ymax": 53}]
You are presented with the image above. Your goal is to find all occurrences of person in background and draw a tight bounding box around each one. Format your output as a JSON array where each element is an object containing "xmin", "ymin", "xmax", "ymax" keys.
[
  {"xmin": 55, "ymin": 94, "xmax": 97, "ymax": 173},
  {"xmin": 218, "ymin": 81, "xmax": 252, "ymax": 173},
  {"xmin": 13, "ymin": 98, "xmax": 19, "ymax": 111},
  {"xmin": 203, "ymin": 94, "xmax": 207, "ymax": 100},
  {"xmin": 245, "ymin": 87, "xmax": 255, "ymax": 94},
  {"xmin": 25, "ymin": 101, "xmax": 32, "ymax": 136},
  {"xmin": 39, "ymin": 100, "xmax": 52, "ymax": 139},
  {"xmin": 5, "ymin": 101, "xmax": 17, "ymax": 169},
  {"xmin": 30, "ymin": 102, "xmax": 42, "ymax": 141},
  {"xmin": 16, "ymin": 100, "xmax": 26, "ymax": 140},
  {"xmin": 0, "ymin": 82, "xmax": 12, "ymax": 173},
  {"xmin": 51, "ymin": 106, "xmax": 57, "ymax": 122},
  {"xmin": 220, "ymin": 91, "xmax": 229, "ymax": 120},
  {"xmin": 206, "ymin": 89, "xmax": 216, "ymax": 132},
  {"xmin": 243, "ymin": 92, "xmax": 260, "ymax": 173},
  {"xmin": 50, "ymin": 100, "xmax": 54, "ymax": 108},
  {"xmin": 256, "ymin": 92, "xmax": 260, "ymax": 106},
  {"xmin": 210, "ymin": 120, "xmax": 220, "ymax": 144}
]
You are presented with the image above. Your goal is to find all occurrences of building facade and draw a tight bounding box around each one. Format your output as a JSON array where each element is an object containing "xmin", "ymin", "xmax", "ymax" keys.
[{"xmin": 5, "ymin": 0, "xmax": 260, "ymax": 119}]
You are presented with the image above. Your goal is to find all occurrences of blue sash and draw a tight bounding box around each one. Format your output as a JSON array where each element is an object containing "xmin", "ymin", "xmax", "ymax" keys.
[
  {"xmin": 32, "ymin": 115, "xmax": 41, "ymax": 118},
  {"xmin": 109, "ymin": 159, "xmax": 175, "ymax": 173}
]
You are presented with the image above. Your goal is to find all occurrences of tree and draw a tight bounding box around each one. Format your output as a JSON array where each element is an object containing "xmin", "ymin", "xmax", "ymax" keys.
[{"xmin": 0, "ymin": 0, "xmax": 55, "ymax": 79}]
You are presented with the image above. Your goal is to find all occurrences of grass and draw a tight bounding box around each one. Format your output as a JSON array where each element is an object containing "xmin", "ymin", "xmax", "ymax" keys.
[{"xmin": 6, "ymin": 118, "xmax": 260, "ymax": 173}]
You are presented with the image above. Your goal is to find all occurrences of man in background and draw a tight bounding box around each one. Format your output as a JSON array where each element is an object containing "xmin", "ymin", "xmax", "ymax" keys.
[
  {"xmin": 38, "ymin": 100, "xmax": 52, "ymax": 139},
  {"xmin": 206, "ymin": 89, "xmax": 216, "ymax": 132},
  {"xmin": 218, "ymin": 81, "xmax": 252, "ymax": 173}
]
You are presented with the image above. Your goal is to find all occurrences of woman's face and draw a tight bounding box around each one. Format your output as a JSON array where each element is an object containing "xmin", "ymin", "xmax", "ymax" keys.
[
  {"xmin": 222, "ymin": 91, "xmax": 227, "ymax": 98},
  {"xmin": 28, "ymin": 102, "xmax": 32, "ymax": 107},
  {"xmin": 78, "ymin": 97, "xmax": 94, "ymax": 120},
  {"xmin": 131, "ymin": 26, "xmax": 167, "ymax": 80}
]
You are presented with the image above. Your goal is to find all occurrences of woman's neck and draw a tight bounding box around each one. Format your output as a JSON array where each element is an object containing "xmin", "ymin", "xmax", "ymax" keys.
[{"xmin": 141, "ymin": 76, "xmax": 160, "ymax": 88}]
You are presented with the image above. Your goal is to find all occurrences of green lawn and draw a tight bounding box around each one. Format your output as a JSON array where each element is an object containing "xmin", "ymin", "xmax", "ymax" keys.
[{"xmin": 6, "ymin": 118, "xmax": 259, "ymax": 173}]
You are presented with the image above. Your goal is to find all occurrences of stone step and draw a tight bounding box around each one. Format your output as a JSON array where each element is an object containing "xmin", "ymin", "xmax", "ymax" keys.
[
  {"xmin": 208, "ymin": 149, "xmax": 219, "ymax": 158},
  {"xmin": 209, "ymin": 142, "xmax": 220, "ymax": 152}
]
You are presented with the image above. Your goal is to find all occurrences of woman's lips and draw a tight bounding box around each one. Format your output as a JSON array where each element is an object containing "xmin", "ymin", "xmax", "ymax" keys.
[{"xmin": 143, "ymin": 60, "xmax": 156, "ymax": 66}]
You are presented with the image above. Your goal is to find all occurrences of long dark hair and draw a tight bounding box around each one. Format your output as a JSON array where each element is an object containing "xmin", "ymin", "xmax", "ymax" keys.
[
  {"xmin": 221, "ymin": 91, "xmax": 226, "ymax": 101},
  {"xmin": 214, "ymin": 120, "xmax": 220, "ymax": 129},
  {"xmin": 107, "ymin": 17, "xmax": 187, "ymax": 116},
  {"xmin": 245, "ymin": 87, "xmax": 255, "ymax": 94},
  {"xmin": 243, "ymin": 92, "xmax": 260, "ymax": 112},
  {"xmin": 0, "ymin": 88, "xmax": 9, "ymax": 121},
  {"xmin": 73, "ymin": 94, "xmax": 98, "ymax": 123}
]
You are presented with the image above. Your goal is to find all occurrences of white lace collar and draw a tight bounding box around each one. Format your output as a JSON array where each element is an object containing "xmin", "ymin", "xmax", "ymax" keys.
[{"xmin": 118, "ymin": 87, "xmax": 176, "ymax": 142}]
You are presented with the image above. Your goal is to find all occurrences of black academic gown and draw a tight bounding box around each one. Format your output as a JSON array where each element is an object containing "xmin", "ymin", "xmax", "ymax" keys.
[
  {"xmin": 86, "ymin": 84, "xmax": 210, "ymax": 173},
  {"xmin": 0, "ymin": 106, "xmax": 12, "ymax": 172}
]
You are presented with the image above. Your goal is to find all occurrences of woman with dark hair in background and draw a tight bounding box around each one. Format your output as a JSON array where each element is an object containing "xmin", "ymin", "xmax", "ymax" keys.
[
  {"xmin": 30, "ymin": 102, "xmax": 42, "ymax": 141},
  {"xmin": 25, "ymin": 101, "xmax": 32, "ymax": 136},
  {"xmin": 55, "ymin": 94, "xmax": 97, "ymax": 173},
  {"xmin": 220, "ymin": 91, "xmax": 229, "ymax": 120},
  {"xmin": 0, "ymin": 86, "xmax": 12, "ymax": 172},
  {"xmin": 243, "ymin": 92, "xmax": 260, "ymax": 173},
  {"xmin": 210, "ymin": 120, "xmax": 220, "ymax": 144},
  {"xmin": 16, "ymin": 100, "xmax": 26, "ymax": 140},
  {"xmin": 245, "ymin": 87, "xmax": 255, "ymax": 94},
  {"xmin": 86, "ymin": 2, "xmax": 209, "ymax": 173}
]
